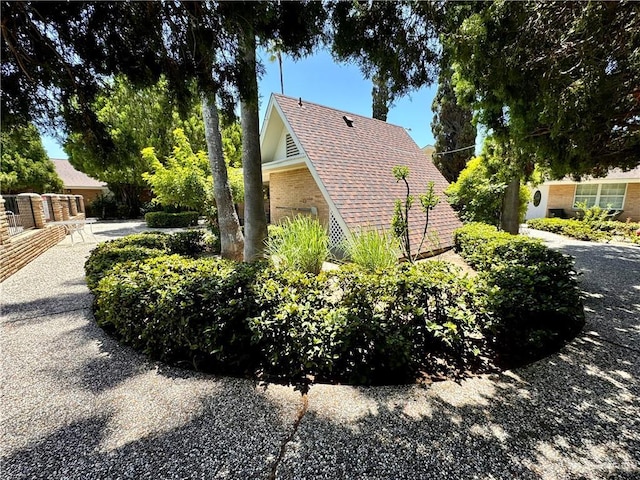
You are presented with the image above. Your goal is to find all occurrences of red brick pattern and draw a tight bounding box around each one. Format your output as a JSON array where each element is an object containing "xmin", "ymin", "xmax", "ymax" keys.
[
  {"xmin": 270, "ymin": 167, "xmax": 330, "ymax": 227},
  {"xmin": 273, "ymin": 95, "xmax": 462, "ymax": 251},
  {"xmin": 0, "ymin": 194, "xmax": 82, "ymax": 282}
]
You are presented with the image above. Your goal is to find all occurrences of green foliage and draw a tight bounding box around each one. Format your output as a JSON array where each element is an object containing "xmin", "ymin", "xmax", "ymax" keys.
[
  {"xmin": 575, "ymin": 202, "xmax": 613, "ymax": 225},
  {"xmin": 142, "ymin": 128, "xmax": 211, "ymax": 213},
  {"xmin": 89, "ymin": 249, "xmax": 482, "ymax": 388},
  {"xmin": 221, "ymin": 121, "xmax": 243, "ymax": 167},
  {"xmin": 85, "ymin": 245, "xmax": 168, "ymax": 291},
  {"xmin": 145, "ymin": 211, "xmax": 199, "ymax": 228},
  {"xmin": 431, "ymin": 50, "xmax": 476, "ymax": 183},
  {"xmin": 343, "ymin": 228, "xmax": 400, "ymax": 272},
  {"xmin": 85, "ymin": 193, "xmax": 119, "ymax": 220},
  {"xmin": 448, "ymin": 2, "xmax": 640, "ymax": 177},
  {"xmin": 527, "ymin": 217, "xmax": 640, "ymax": 244},
  {"xmin": 64, "ymin": 76, "xmax": 206, "ymax": 217},
  {"xmin": 85, "ymin": 231, "xmax": 212, "ymax": 289},
  {"xmin": 0, "ymin": 124, "xmax": 63, "ymax": 194},
  {"xmin": 330, "ymin": 262, "xmax": 481, "ymax": 384},
  {"xmin": 446, "ymin": 152, "xmax": 530, "ymax": 226},
  {"xmin": 93, "ymin": 256, "xmax": 264, "ymax": 371},
  {"xmin": 454, "ymin": 223, "xmax": 584, "ymax": 360},
  {"xmin": 265, "ymin": 216, "xmax": 329, "ymax": 275},
  {"xmin": 165, "ymin": 230, "xmax": 208, "ymax": 257},
  {"xmin": 88, "ymin": 225, "xmax": 585, "ymax": 387}
]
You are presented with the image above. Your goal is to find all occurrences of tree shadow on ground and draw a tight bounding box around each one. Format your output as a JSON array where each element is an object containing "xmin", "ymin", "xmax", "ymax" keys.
[
  {"xmin": 1, "ymin": 291, "xmax": 93, "ymax": 324},
  {"xmin": 2, "ymin": 379, "xmax": 300, "ymax": 480},
  {"xmin": 277, "ymin": 332, "xmax": 639, "ymax": 479}
]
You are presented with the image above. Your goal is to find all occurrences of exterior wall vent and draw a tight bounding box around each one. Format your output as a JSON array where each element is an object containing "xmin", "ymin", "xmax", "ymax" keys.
[{"xmin": 285, "ymin": 134, "xmax": 300, "ymax": 157}]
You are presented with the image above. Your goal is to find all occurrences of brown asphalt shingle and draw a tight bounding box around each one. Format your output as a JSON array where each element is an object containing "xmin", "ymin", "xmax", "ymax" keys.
[
  {"xmin": 274, "ymin": 94, "xmax": 462, "ymax": 252},
  {"xmin": 52, "ymin": 159, "xmax": 106, "ymax": 189}
]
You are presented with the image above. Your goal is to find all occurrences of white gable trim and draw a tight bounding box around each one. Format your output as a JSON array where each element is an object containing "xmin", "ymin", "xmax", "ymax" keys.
[{"xmin": 260, "ymin": 94, "xmax": 350, "ymax": 238}]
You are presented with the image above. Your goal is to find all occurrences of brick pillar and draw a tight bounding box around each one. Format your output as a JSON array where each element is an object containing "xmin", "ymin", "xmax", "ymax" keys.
[
  {"xmin": 43, "ymin": 194, "xmax": 64, "ymax": 221},
  {"xmin": 17, "ymin": 193, "xmax": 46, "ymax": 228},
  {"xmin": 0, "ymin": 196, "xmax": 10, "ymax": 245},
  {"xmin": 75, "ymin": 195, "xmax": 85, "ymax": 214},
  {"xmin": 59, "ymin": 195, "xmax": 70, "ymax": 220},
  {"xmin": 68, "ymin": 194, "xmax": 78, "ymax": 216},
  {"xmin": 16, "ymin": 194, "xmax": 36, "ymax": 228}
]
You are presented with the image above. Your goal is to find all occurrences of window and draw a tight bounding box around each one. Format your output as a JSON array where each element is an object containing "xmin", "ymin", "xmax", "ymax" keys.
[{"xmin": 573, "ymin": 183, "xmax": 626, "ymax": 210}]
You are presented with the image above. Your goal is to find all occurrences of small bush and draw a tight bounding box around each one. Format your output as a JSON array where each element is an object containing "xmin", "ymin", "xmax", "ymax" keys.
[
  {"xmin": 528, "ymin": 217, "xmax": 640, "ymax": 243},
  {"xmin": 85, "ymin": 245, "xmax": 167, "ymax": 290},
  {"xmin": 343, "ymin": 228, "xmax": 400, "ymax": 271},
  {"xmin": 166, "ymin": 230, "xmax": 207, "ymax": 256},
  {"xmin": 145, "ymin": 211, "xmax": 199, "ymax": 228},
  {"xmin": 93, "ymin": 255, "xmax": 265, "ymax": 370},
  {"xmin": 454, "ymin": 223, "xmax": 584, "ymax": 361},
  {"xmin": 86, "ymin": 226, "xmax": 585, "ymax": 388},
  {"xmin": 266, "ymin": 216, "xmax": 329, "ymax": 275}
]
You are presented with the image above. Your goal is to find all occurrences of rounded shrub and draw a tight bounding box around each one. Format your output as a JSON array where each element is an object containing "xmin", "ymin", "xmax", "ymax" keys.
[
  {"xmin": 145, "ymin": 211, "xmax": 199, "ymax": 228},
  {"xmin": 454, "ymin": 223, "xmax": 584, "ymax": 363},
  {"xmin": 86, "ymin": 227, "xmax": 585, "ymax": 388}
]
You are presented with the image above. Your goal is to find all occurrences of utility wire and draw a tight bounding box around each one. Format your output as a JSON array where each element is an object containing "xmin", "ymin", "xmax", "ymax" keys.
[{"xmin": 431, "ymin": 145, "xmax": 476, "ymax": 156}]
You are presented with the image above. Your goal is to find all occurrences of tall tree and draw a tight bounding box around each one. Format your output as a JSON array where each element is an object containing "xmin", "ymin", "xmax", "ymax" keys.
[
  {"xmin": 371, "ymin": 70, "xmax": 391, "ymax": 121},
  {"xmin": 220, "ymin": 1, "xmax": 327, "ymax": 261},
  {"xmin": 449, "ymin": 1, "xmax": 640, "ymax": 232},
  {"xmin": 331, "ymin": 1, "xmax": 441, "ymax": 116},
  {"xmin": 64, "ymin": 76, "xmax": 204, "ymax": 217},
  {"xmin": 1, "ymin": 1, "xmax": 245, "ymax": 258},
  {"xmin": 430, "ymin": 53, "xmax": 476, "ymax": 183},
  {"xmin": 0, "ymin": 124, "xmax": 63, "ymax": 194}
]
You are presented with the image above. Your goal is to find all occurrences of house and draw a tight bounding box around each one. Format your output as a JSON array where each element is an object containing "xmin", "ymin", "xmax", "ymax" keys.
[
  {"xmin": 260, "ymin": 94, "xmax": 462, "ymax": 256},
  {"xmin": 52, "ymin": 158, "xmax": 108, "ymax": 204},
  {"xmin": 526, "ymin": 166, "xmax": 640, "ymax": 222}
]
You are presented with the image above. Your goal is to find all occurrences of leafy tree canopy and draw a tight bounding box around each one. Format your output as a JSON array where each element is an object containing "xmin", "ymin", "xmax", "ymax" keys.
[
  {"xmin": 431, "ymin": 60, "xmax": 477, "ymax": 183},
  {"xmin": 446, "ymin": 138, "xmax": 531, "ymax": 226},
  {"xmin": 449, "ymin": 1, "xmax": 640, "ymax": 178},
  {"xmin": 0, "ymin": 124, "xmax": 63, "ymax": 194},
  {"xmin": 331, "ymin": 1, "xmax": 441, "ymax": 103}
]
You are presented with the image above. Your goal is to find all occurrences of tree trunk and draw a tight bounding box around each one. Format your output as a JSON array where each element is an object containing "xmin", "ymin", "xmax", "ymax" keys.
[
  {"xmin": 501, "ymin": 176, "xmax": 521, "ymax": 234},
  {"xmin": 239, "ymin": 30, "xmax": 268, "ymax": 262},
  {"xmin": 201, "ymin": 93, "xmax": 244, "ymax": 261}
]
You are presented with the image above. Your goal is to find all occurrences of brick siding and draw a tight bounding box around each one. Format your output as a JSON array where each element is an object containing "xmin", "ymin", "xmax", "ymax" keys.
[
  {"xmin": 0, "ymin": 194, "xmax": 82, "ymax": 282},
  {"xmin": 269, "ymin": 167, "xmax": 330, "ymax": 227},
  {"xmin": 622, "ymin": 183, "xmax": 640, "ymax": 222},
  {"xmin": 547, "ymin": 183, "xmax": 639, "ymax": 222}
]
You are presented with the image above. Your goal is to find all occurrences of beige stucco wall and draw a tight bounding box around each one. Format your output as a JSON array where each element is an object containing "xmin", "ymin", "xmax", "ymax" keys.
[{"xmin": 269, "ymin": 167, "xmax": 330, "ymax": 227}]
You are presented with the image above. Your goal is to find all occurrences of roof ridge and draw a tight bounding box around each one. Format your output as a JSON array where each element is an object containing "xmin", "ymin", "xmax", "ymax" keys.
[{"xmin": 272, "ymin": 93, "xmax": 408, "ymax": 132}]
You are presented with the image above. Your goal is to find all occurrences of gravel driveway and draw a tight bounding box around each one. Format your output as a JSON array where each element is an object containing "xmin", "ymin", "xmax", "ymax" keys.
[{"xmin": 1, "ymin": 222, "xmax": 638, "ymax": 479}]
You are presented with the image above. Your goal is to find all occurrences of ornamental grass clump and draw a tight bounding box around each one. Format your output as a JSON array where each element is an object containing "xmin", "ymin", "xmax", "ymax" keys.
[
  {"xmin": 265, "ymin": 216, "xmax": 329, "ymax": 275},
  {"xmin": 343, "ymin": 228, "xmax": 400, "ymax": 271}
]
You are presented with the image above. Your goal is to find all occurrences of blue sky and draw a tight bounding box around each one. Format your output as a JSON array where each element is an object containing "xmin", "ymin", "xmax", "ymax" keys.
[{"xmin": 42, "ymin": 48, "xmax": 438, "ymax": 158}]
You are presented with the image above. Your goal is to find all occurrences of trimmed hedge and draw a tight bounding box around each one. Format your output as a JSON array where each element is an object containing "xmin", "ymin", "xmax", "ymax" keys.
[
  {"xmin": 85, "ymin": 230, "xmax": 209, "ymax": 289},
  {"xmin": 527, "ymin": 217, "xmax": 640, "ymax": 243},
  {"xmin": 454, "ymin": 223, "xmax": 584, "ymax": 361},
  {"xmin": 87, "ymin": 226, "xmax": 584, "ymax": 388},
  {"xmin": 145, "ymin": 211, "xmax": 199, "ymax": 228}
]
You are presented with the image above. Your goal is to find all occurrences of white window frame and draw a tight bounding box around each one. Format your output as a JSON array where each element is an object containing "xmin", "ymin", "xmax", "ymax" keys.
[{"xmin": 573, "ymin": 183, "xmax": 627, "ymax": 210}]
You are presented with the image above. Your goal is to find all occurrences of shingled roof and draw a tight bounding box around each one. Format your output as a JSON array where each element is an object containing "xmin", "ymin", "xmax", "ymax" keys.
[
  {"xmin": 52, "ymin": 159, "xmax": 106, "ymax": 189},
  {"xmin": 263, "ymin": 94, "xmax": 462, "ymax": 253}
]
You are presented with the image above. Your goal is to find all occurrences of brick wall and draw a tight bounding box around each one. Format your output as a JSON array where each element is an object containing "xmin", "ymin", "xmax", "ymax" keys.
[
  {"xmin": 0, "ymin": 194, "xmax": 81, "ymax": 282},
  {"xmin": 547, "ymin": 183, "xmax": 640, "ymax": 222},
  {"xmin": 623, "ymin": 183, "xmax": 640, "ymax": 222},
  {"xmin": 269, "ymin": 167, "xmax": 330, "ymax": 227},
  {"xmin": 547, "ymin": 184, "xmax": 578, "ymax": 217}
]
